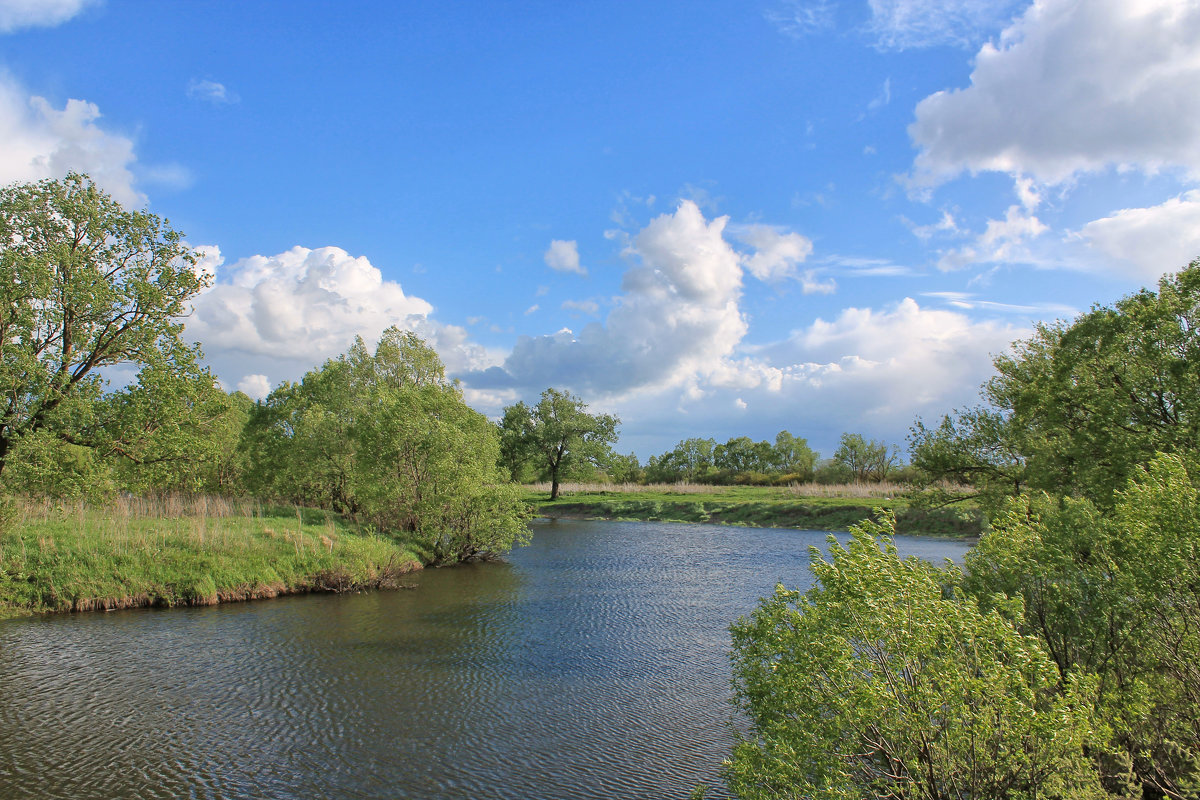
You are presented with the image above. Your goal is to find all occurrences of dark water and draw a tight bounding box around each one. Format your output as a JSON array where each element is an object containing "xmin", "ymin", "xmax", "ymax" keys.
[{"xmin": 0, "ymin": 519, "xmax": 970, "ymax": 799}]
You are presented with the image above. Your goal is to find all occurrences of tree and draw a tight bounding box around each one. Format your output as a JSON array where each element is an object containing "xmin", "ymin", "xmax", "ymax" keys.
[
  {"xmin": 0, "ymin": 173, "xmax": 209, "ymax": 483},
  {"xmin": 500, "ymin": 388, "xmax": 618, "ymax": 500},
  {"xmin": 242, "ymin": 328, "xmax": 530, "ymax": 563},
  {"xmin": 713, "ymin": 436, "xmax": 773, "ymax": 475},
  {"xmin": 964, "ymin": 454, "xmax": 1200, "ymax": 797},
  {"xmin": 769, "ymin": 430, "xmax": 817, "ymax": 480},
  {"xmin": 912, "ymin": 261, "xmax": 1200, "ymax": 510},
  {"xmin": 645, "ymin": 437, "xmax": 717, "ymax": 483},
  {"xmin": 832, "ymin": 432, "xmax": 896, "ymax": 482},
  {"xmin": 725, "ymin": 514, "xmax": 1101, "ymax": 800}
]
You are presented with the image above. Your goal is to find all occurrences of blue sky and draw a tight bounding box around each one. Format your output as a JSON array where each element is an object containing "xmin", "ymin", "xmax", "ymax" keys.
[{"xmin": 3, "ymin": 0, "xmax": 1199, "ymax": 459}]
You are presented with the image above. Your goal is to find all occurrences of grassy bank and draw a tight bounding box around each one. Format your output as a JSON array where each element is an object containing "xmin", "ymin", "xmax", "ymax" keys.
[
  {"xmin": 525, "ymin": 482, "xmax": 982, "ymax": 538},
  {"xmin": 0, "ymin": 495, "xmax": 423, "ymax": 617}
]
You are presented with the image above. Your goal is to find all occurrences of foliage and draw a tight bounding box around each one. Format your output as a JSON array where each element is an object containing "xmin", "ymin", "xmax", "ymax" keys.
[
  {"xmin": 911, "ymin": 261, "xmax": 1200, "ymax": 510},
  {"xmin": 602, "ymin": 451, "xmax": 643, "ymax": 484},
  {"xmin": 499, "ymin": 388, "xmax": 619, "ymax": 499},
  {"xmin": 726, "ymin": 513, "xmax": 1101, "ymax": 800},
  {"xmin": 964, "ymin": 454, "xmax": 1200, "ymax": 798},
  {"xmin": 0, "ymin": 173, "xmax": 229, "ymax": 494},
  {"xmin": 832, "ymin": 432, "xmax": 897, "ymax": 482},
  {"xmin": 645, "ymin": 431, "xmax": 817, "ymax": 484},
  {"xmin": 242, "ymin": 328, "xmax": 530, "ymax": 563}
]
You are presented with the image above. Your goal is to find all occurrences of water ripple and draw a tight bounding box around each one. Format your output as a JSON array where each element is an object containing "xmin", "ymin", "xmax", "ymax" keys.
[{"xmin": 0, "ymin": 520, "xmax": 969, "ymax": 799}]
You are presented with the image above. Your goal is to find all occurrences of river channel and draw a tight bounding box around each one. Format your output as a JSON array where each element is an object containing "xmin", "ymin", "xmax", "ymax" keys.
[{"xmin": 0, "ymin": 519, "xmax": 971, "ymax": 799}]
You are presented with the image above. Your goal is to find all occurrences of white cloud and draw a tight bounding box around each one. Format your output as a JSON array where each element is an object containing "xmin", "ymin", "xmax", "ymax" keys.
[
  {"xmin": 544, "ymin": 239, "xmax": 586, "ymax": 275},
  {"xmin": 187, "ymin": 79, "xmax": 238, "ymax": 105},
  {"xmin": 615, "ymin": 298, "xmax": 1024, "ymax": 457},
  {"xmin": 922, "ymin": 290, "xmax": 1078, "ymax": 317},
  {"xmin": 765, "ymin": 0, "xmax": 837, "ymax": 38},
  {"xmin": 935, "ymin": 179, "xmax": 1049, "ymax": 271},
  {"xmin": 1073, "ymin": 191, "xmax": 1200, "ymax": 281},
  {"xmin": 187, "ymin": 245, "xmax": 497, "ymax": 390},
  {"xmin": 867, "ymin": 0, "xmax": 1024, "ymax": 50},
  {"xmin": 0, "ymin": 0, "xmax": 96, "ymax": 32},
  {"xmin": 562, "ymin": 299, "xmax": 600, "ymax": 315},
  {"xmin": 735, "ymin": 224, "xmax": 815, "ymax": 282},
  {"xmin": 910, "ymin": 0, "xmax": 1200, "ymax": 186},
  {"xmin": 867, "ymin": 77, "xmax": 891, "ymax": 111},
  {"xmin": 907, "ymin": 210, "xmax": 960, "ymax": 240},
  {"xmin": 524, "ymin": 304, "xmax": 540, "ymax": 315},
  {"xmin": 0, "ymin": 73, "xmax": 142, "ymax": 206},
  {"xmin": 236, "ymin": 374, "xmax": 272, "ymax": 400},
  {"xmin": 468, "ymin": 200, "xmax": 747, "ymax": 395}
]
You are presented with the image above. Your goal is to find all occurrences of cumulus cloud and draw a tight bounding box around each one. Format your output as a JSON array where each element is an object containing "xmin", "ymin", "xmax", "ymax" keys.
[
  {"xmin": 544, "ymin": 239, "xmax": 586, "ymax": 275},
  {"xmin": 187, "ymin": 79, "xmax": 238, "ymax": 105},
  {"xmin": 0, "ymin": 73, "xmax": 141, "ymax": 206},
  {"xmin": 909, "ymin": 0, "xmax": 1200, "ymax": 186},
  {"xmin": 235, "ymin": 374, "xmax": 272, "ymax": 400},
  {"xmin": 187, "ymin": 245, "xmax": 498, "ymax": 393},
  {"xmin": 0, "ymin": 0, "xmax": 96, "ymax": 32},
  {"xmin": 1073, "ymin": 191, "xmax": 1200, "ymax": 281},
  {"xmin": 467, "ymin": 200, "xmax": 747, "ymax": 394},
  {"xmin": 867, "ymin": 0, "xmax": 1024, "ymax": 50},
  {"xmin": 615, "ymin": 298, "xmax": 1024, "ymax": 456},
  {"xmin": 735, "ymin": 224, "xmax": 815, "ymax": 282}
]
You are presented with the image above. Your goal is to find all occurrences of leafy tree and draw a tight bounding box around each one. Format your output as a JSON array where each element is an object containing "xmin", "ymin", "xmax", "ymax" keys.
[
  {"xmin": 912, "ymin": 261, "xmax": 1200, "ymax": 509},
  {"xmin": 645, "ymin": 437, "xmax": 717, "ymax": 483},
  {"xmin": 726, "ymin": 514, "xmax": 1101, "ymax": 800},
  {"xmin": 832, "ymin": 432, "xmax": 897, "ymax": 482},
  {"xmin": 243, "ymin": 328, "xmax": 529, "ymax": 562},
  {"xmin": 0, "ymin": 173, "xmax": 222, "ymax": 489},
  {"xmin": 499, "ymin": 388, "xmax": 618, "ymax": 499},
  {"xmin": 713, "ymin": 436, "xmax": 773, "ymax": 475},
  {"xmin": 964, "ymin": 454, "xmax": 1200, "ymax": 797},
  {"xmin": 769, "ymin": 430, "xmax": 817, "ymax": 480},
  {"xmin": 602, "ymin": 451, "xmax": 643, "ymax": 484}
]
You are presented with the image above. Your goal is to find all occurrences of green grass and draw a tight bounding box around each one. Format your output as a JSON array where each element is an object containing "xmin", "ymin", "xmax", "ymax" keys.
[
  {"xmin": 523, "ymin": 482, "xmax": 982, "ymax": 538},
  {"xmin": 0, "ymin": 495, "xmax": 423, "ymax": 617}
]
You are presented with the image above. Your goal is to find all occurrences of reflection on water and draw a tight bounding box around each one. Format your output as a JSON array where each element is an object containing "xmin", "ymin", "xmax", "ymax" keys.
[{"xmin": 0, "ymin": 519, "xmax": 970, "ymax": 799}]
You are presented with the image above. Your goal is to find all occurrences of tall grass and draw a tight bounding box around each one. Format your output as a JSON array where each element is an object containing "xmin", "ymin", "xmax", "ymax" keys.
[{"xmin": 0, "ymin": 494, "xmax": 422, "ymax": 615}]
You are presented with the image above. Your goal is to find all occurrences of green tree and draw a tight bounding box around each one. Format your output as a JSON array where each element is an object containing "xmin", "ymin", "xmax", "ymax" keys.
[
  {"xmin": 0, "ymin": 173, "xmax": 217, "ymax": 489},
  {"xmin": 602, "ymin": 451, "xmax": 643, "ymax": 484},
  {"xmin": 832, "ymin": 432, "xmax": 896, "ymax": 482},
  {"xmin": 726, "ymin": 514, "xmax": 1101, "ymax": 800},
  {"xmin": 912, "ymin": 261, "xmax": 1200, "ymax": 510},
  {"xmin": 243, "ymin": 328, "xmax": 530, "ymax": 563},
  {"xmin": 713, "ymin": 436, "xmax": 773, "ymax": 475},
  {"xmin": 769, "ymin": 430, "xmax": 817, "ymax": 480},
  {"xmin": 500, "ymin": 388, "xmax": 618, "ymax": 500},
  {"xmin": 645, "ymin": 437, "xmax": 717, "ymax": 483},
  {"xmin": 964, "ymin": 454, "xmax": 1200, "ymax": 797}
]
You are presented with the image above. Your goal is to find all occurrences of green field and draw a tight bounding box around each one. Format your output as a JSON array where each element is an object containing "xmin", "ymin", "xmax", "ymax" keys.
[
  {"xmin": 0, "ymin": 496, "xmax": 423, "ymax": 617},
  {"xmin": 522, "ymin": 482, "xmax": 982, "ymax": 538}
]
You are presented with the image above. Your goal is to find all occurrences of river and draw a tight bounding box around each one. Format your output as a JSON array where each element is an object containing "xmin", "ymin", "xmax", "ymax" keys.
[{"xmin": 0, "ymin": 519, "xmax": 971, "ymax": 799}]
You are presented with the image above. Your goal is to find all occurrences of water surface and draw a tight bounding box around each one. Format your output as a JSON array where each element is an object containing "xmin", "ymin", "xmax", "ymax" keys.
[{"xmin": 0, "ymin": 519, "xmax": 970, "ymax": 799}]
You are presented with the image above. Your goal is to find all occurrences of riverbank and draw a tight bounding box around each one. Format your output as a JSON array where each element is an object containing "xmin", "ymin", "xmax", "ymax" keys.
[
  {"xmin": 0, "ymin": 496, "xmax": 423, "ymax": 617},
  {"xmin": 525, "ymin": 483, "xmax": 983, "ymax": 538}
]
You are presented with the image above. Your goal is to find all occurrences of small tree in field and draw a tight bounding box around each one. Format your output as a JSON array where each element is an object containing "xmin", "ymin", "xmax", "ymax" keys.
[
  {"xmin": 500, "ymin": 388, "xmax": 618, "ymax": 499},
  {"xmin": 833, "ymin": 432, "xmax": 896, "ymax": 482}
]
